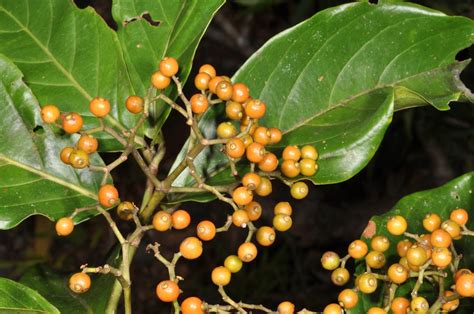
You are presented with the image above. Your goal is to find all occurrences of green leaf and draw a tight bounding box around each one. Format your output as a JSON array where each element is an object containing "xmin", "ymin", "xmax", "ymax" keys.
[
  {"xmin": 350, "ymin": 172, "xmax": 474, "ymax": 312},
  {"xmin": 0, "ymin": 0, "xmax": 135, "ymax": 150},
  {"xmin": 170, "ymin": 2, "xmax": 474, "ymax": 203},
  {"xmin": 0, "ymin": 277, "xmax": 60, "ymax": 313},
  {"xmin": 112, "ymin": 0, "xmax": 225, "ymax": 133},
  {"xmin": 0, "ymin": 54, "xmax": 105, "ymax": 229},
  {"xmin": 20, "ymin": 249, "xmax": 121, "ymax": 314}
]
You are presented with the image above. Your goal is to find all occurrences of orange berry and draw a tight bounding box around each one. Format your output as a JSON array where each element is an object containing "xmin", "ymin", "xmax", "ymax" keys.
[
  {"xmin": 430, "ymin": 229, "xmax": 452, "ymax": 248},
  {"xmin": 171, "ymin": 209, "xmax": 191, "ymax": 230},
  {"xmin": 357, "ymin": 273, "xmax": 377, "ymax": 294},
  {"xmin": 181, "ymin": 296, "xmax": 204, "ymax": 314},
  {"xmin": 255, "ymin": 177, "xmax": 272, "ymax": 196},
  {"xmin": 273, "ymin": 214, "xmax": 292, "ymax": 232},
  {"xmin": 41, "ymin": 105, "xmax": 60, "ymax": 123},
  {"xmin": 258, "ymin": 152, "xmax": 279, "ymax": 172},
  {"xmin": 196, "ymin": 220, "xmax": 216, "ymax": 241},
  {"xmin": 321, "ymin": 251, "xmax": 340, "ymax": 271},
  {"xmin": 455, "ymin": 268, "xmax": 472, "ymax": 281},
  {"xmin": 224, "ymin": 255, "xmax": 243, "ymax": 273},
  {"xmin": 179, "ymin": 237, "xmax": 203, "ymax": 260},
  {"xmin": 216, "ymin": 81, "xmax": 233, "ymax": 101},
  {"xmin": 156, "ymin": 280, "xmax": 180, "ymax": 302},
  {"xmin": 98, "ymin": 184, "xmax": 119, "ymax": 208},
  {"xmin": 323, "ymin": 303, "xmax": 343, "ymax": 314},
  {"xmin": 216, "ymin": 122, "xmax": 237, "ymax": 139},
  {"xmin": 190, "ymin": 94, "xmax": 209, "ymax": 114},
  {"xmin": 367, "ymin": 307, "xmax": 386, "ymax": 314},
  {"xmin": 244, "ymin": 201, "xmax": 262, "ymax": 221},
  {"xmin": 246, "ymin": 142, "xmax": 265, "ymax": 163},
  {"xmin": 390, "ymin": 297, "xmax": 410, "ymax": 314},
  {"xmin": 68, "ymin": 149, "xmax": 89, "ymax": 169},
  {"xmin": 152, "ymin": 211, "xmax": 172, "ymax": 231},
  {"xmin": 290, "ymin": 182, "xmax": 308, "ymax": 200},
  {"xmin": 456, "ymin": 273, "xmax": 474, "ymax": 297},
  {"xmin": 125, "ymin": 95, "xmax": 144, "ymax": 114},
  {"xmin": 238, "ymin": 242, "xmax": 257, "ymax": 262},
  {"xmin": 370, "ymin": 235, "xmax": 390, "ymax": 253},
  {"xmin": 441, "ymin": 220, "xmax": 462, "ymax": 239},
  {"xmin": 253, "ymin": 126, "xmax": 270, "ymax": 145},
  {"xmin": 300, "ymin": 145, "xmax": 318, "ymax": 160},
  {"xmin": 282, "ymin": 146, "xmax": 301, "ymax": 161},
  {"xmin": 268, "ymin": 128, "xmax": 282, "ymax": 145},
  {"xmin": 211, "ymin": 266, "xmax": 231, "ymax": 286},
  {"xmin": 232, "ymin": 186, "xmax": 253, "ymax": 206},
  {"xmin": 244, "ymin": 99, "xmax": 266, "ymax": 119},
  {"xmin": 69, "ymin": 272, "xmax": 91, "ymax": 294},
  {"xmin": 422, "ymin": 213, "xmax": 441, "ymax": 232},
  {"xmin": 348, "ymin": 239, "xmax": 368, "ymax": 259},
  {"xmin": 159, "ymin": 57, "xmax": 179, "ymax": 77},
  {"xmin": 232, "ymin": 209, "xmax": 250, "ymax": 227},
  {"xmin": 241, "ymin": 134, "xmax": 253, "ymax": 148},
  {"xmin": 62, "ymin": 112, "xmax": 83, "ymax": 134},
  {"xmin": 208, "ymin": 76, "xmax": 224, "ymax": 94},
  {"xmin": 365, "ymin": 251, "xmax": 386, "ymax": 269},
  {"xmin": 442, "ymin": 291, "xmax": 459, "ymax": 312},
  {"xmin": 387, "ymin": 263, "xmax": 408, "ymax": 284},
  {"xmin": 89, "ymin": 97, "xmax": 110, "ymax": 118},
  {"xmin": 406, "ymin": 244, "xmax": 428, "ymax": 266},
  {"xmin": 431, "ymin": 247, "xmax": 452, "ymax": 268},
  {"xmin": 299, "ymin": 158, "xmax": 317, "ymax": 177},
  {"xmin": 338, "ymin": 289, "xmax": 358, "ymax": 309},
  {"xmin": 281, "ymin": 160, "xmax": 300, "ymax": 178},
  {"xmin": 242, "ymin": 172, "xmax": 261, "ymax": 190},
  {"xmin": 55, "ymin": 217, "xmax": 74, "ymax": 236},
  {"xmin": 450, "ymin": 208, "xmax": 468, "ymax": 226},
  {"xmin": 331, "ymin": 267, "xmax": 350, "ymax": 286},
  {"xmin": 274, "ymin": 202, "xmax": 292, "ymax": 216},
  {"xmin": 60, "ymin": 147, "xmax": 74, "ymax": 164},
  {"xmin": 194, "ymin": 72, "xmax": 211, "ymax": 91},
  {"xmin": 199, "ymin": 64, "xmax": 216, "ymax": 78},
  {"xmin": 225, "ymin": 138, "xmax": 245, "ymax": 158},
  {"xmin": 277, "ymin": 301, "xmax": 295, "ymax": 314},
  {"xmin": 231, "ymin": 83, "xmax": 249, "ymax": 103},
  {"xmin": 225, "ymin": 101, "xmax": 243, "ymax": 120},
  {"xmin": 151, "ymin": 71, "xmax": 171, "ymax": 90},
  {"xmin": 396, "ymin": 239, "xmax": 412, "ymax": 257},
  {"xmin": 77, "ymin": 134, "xmax": 98, "ymax": 154},
  {"xmin": 410, "ymin": 297, "xmax": 429, "ymax": 312},
  {"xmin": 387, "ymin": 215, "xmax": 407, "ymax": 235},
  {"xmin": 256, "ymin": 226, "xmax": 276, "ymax": 246}
]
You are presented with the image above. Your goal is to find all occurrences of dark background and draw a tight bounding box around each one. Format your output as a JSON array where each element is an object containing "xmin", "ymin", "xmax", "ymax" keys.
[{"xmin": 1, "ymin": 0, "xmax": 473, "ymax": 313}]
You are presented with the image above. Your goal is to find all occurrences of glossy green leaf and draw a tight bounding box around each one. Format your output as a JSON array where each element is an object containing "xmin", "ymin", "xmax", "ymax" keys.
[
  {"xmin": 0, "ymin": 277, "xmax": 60, "ymax": 313},
  {"xmin": 21, "ymin": 249, "xmax": 121, "ymax": 314},
  {"xmin": 350, "ymin": 172, "xmax": 474, "ymax": 312},
  {"xmin": 0, "ymin": 0, "xmax": 137, "ymax": 150},
  {"xmin": 170, "ymin": 2, "xmax": 474, "ymax": 203},
  {"xmin": 112, "ymin": 0, "xmax": 225, "ymax": 133},
  {"xmin": 0, "ymin": 55, "xmax": 105, "ymax": 229}
]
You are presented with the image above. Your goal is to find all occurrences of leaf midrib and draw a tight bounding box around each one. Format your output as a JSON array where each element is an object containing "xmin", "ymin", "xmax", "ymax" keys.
[{"xmin": 0, "ymin": 155, "xmax": 97, "ymax": 200}]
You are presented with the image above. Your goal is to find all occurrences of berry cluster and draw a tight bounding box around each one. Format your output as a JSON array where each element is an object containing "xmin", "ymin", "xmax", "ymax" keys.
[
  {"xmin": 321, "ymin": 208, "xmax": 473, "ymax": 313},
  {"xmin": 40, "ymin": 57, "xmax": 322, "ymax": 313}
]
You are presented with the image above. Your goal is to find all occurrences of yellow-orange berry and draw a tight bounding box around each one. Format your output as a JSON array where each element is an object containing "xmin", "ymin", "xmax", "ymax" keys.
[
  {"xmin": 98, "ymin": 184, "xmax": 119, "ymax": 207},
  {"xmin": 152, "ymin": 211, "xmax": 172, "ymax": 231},
  {"xmin": 387, "ymin": 215, "xmax": 407, "ymax": 235},
  {"xmin": 151, "ymin": 71, "xmax": 171, "ymax": 90},
  {"xmin": 232, "ymin": 186, "xmax": 253, "ymax": 206},
  {"xmin": 171, "ymin": 209, "xmax": 191, "ymax": 230},
  {"xmin": 156, "ymin": 280, "xmax": 180, "ymax": 302},
  {"xmin": 125, "ymin": 95, "xmax": 144, "ymax": 114},
  {"xmin": 56, "ymin": 217, "xmax": 74, "ymax": 236},
  {"xmin": 348, "ymin": 239, "xmax": 368, "ymax": 259},
  {"xmin": 238, "ymin": 242, "xmax": 258, "ymax": 262},
  {"xmin": 179, "ymin": 237, "xmax": 203, "ymax": 260},
  {"xmin": 159, "ymin": 57, "xmax": 179, "ymax": 77},
  {"xmin": 41, "ymin": 105, "xmax": 60, "ymax": 123},
  {"xmin": 69, "ymin": 272, "xmax": 91, "ymax": 294},
  {"xmin": 89, "ymin": 97, "xmax": 110, "ymax": 118}
]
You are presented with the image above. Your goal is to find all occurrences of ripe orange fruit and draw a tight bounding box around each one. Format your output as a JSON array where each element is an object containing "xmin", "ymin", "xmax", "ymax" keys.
[{"xmin": 156, "ymin": 280, "xmax": 180, "ymax": 302}]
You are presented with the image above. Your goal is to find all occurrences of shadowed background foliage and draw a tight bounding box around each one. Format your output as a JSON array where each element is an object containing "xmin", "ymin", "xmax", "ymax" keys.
[{"xmin": 0, "ymin": 0, "xmax": 473, "ymax": 312}]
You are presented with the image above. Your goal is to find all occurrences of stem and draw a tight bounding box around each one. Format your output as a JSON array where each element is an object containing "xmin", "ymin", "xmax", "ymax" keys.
[{"xmin": 218, "ymin": 286, "xmax": 247, "ymax": 314}]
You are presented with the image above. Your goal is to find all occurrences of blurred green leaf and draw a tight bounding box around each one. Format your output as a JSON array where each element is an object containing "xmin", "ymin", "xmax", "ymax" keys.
[
  {"xmin": 170, "ymin": 2, "xmax": 474, "ymax": 203},
  {"xmin": 0, "ymin": 277, "xmax": 59, "ymax": 313},
  {"xmin": 0, "ymin": 54, "xmax": 106, "ymax": 229}
]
